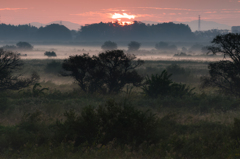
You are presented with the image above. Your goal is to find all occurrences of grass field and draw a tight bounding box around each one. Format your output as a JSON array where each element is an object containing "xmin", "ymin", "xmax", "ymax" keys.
[{"xmin": 1, "ymin": 59, "xmax": 240, "ymax": 158}]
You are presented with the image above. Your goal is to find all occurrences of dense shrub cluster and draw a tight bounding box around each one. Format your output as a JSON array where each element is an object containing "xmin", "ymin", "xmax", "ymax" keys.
[{"xmin": 54, "ymin": 100, "xmax": 159, "ymax": 148}]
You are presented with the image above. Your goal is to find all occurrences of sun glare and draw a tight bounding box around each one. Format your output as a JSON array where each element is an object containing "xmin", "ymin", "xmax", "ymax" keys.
[
  {"xmin": 112, "ymin": 13, "xmax": 135, "ymax": 19},
  {"xmin": 111, "ymin": 13, "xmax": 135, "ymax": 26}
]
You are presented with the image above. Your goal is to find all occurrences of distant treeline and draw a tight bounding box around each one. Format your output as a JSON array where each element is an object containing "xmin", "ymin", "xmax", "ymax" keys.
[{"xmin": 0, "ymin": 22, "xmax": 229, "ymax": 42}]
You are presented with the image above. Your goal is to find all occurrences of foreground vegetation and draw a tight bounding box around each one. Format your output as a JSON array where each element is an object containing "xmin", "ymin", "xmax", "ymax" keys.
[
  {"xmin": 2, "ymin": 33, "xmax": 240, "ymax": 158},
  {"xmin": 0, "ymin": 58, "xmax": 239, "ymax": 158}
]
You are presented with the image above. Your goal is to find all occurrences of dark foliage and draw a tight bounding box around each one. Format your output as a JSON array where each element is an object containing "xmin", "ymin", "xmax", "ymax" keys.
[
  {"xmin": 44, "ymin": 51, "xmax": 57, "ymax": 57},
  {"xmin": 155, "ymin": 42, "xmax": 177, "ymax": 51},
  {"xmin": 62, "ymin": 50, "xmax": 144, "ymax": 94},
  {"xmin": 128, "ymin": 41, "xmax": 141, "ymax": 51},
  {"xmin": 16, "ymin": 42, "xmax": 33, "ymax": 50},
  {"xmin": 54, "ymin": 100, "xmax": 160, "ymax": 148},
  {"xmin": 201, "ymin": 33, "xmax": 240, "ymax": 97},
  {"xmin": 0, "ymin": 49, "xmax": 39, "ymax": 91},
  {"xmin": 101, "ymin": 41, "xmax": 117, "ymax": 50},
  {"xmin": 37, "ymin": 24, "xmax": 72, "ymax": 41},
  {"xmin": 0, "ymin": 45, "xmax": 17, "ymax": 51},
  {"xmin": 77, "ymin": 21, "xmax": 194, "ymax": 41},
  {"xmin": 142, "ymin": 70, "xmax": 194, "ymax": 98},
  {"xmin": 0, "ymin": 24, "xmax": 38, "ymax": 41}
]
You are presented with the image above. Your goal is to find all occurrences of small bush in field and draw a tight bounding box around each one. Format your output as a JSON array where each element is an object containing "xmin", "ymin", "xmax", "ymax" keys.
[
  {"xmin": 54, "ymin": 100, "xmax": 160, "ymax": 148},
  {"xmin": 142, "ymin": 70, "xmax": 173, "ymax": 98},
  {"xmin": 142, "ymin": 70, "xmax": 194, "ymax": 98},
  {"xmin": 166, "ymin": 64, "xmax": 190, "ymax": 76},
  {"xmin": 44, "ymin": 51, "xmax": 57, "ymax": 57}
]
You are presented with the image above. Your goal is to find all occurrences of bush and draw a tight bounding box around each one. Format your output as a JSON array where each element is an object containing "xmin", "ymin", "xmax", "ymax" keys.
[
  {"xmin": 142, "ymin": 70, "xmax": 173, "ymax": 98},
  {"xmin": 128, "ymin": 41, "xmax": 141, "ymax": 51},
  {"xmin": 16, "ymin": 42, "xmax": 33, "ymax": 50},
  {"xmin": 44, "ymin": 51, "xmax": 57, "ymax": 57},
  {"xmin": 166, "ymin": 64, "xmax": 190, "ymax": 76},
  {"xmin": 62, "ymin": 50, "xmax": 144, "ymax": 94},
  {"xmin": 142, "ymin": 70, "xmax": 194, "ymax": 98},
  {"xmin": 54, "ymin": 100, "xmax": 160, "ymax": 148},
  {"xmin": 101, "ymin": 41, "xmax": 117, "ymax": 50}
]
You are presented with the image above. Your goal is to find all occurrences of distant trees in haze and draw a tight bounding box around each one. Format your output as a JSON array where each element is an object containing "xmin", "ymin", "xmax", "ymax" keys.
[
  {"xmin": 1, "ymin": 42, "xmax": 33, "ymax": 51},
  {"xmin": 37, "ymin": 24, "xmax": 72, "ymax": 41},
  {"xmin": 16, "ymin": 42, "xmax": 33, "ymax": 50},
  {"xmin": 0, "ymin": 21, "xmax": 230, "ymax": 42},
  {"xmin": 128, "ymin": 41, "xmax": 141, "ymax": 51},
  {"xmin": 101, "ymin": 41, "xmax": 118, "ymax": 50},
  {"xmin": 77, "ymin": 21, "xmax": 194, "ymax": 41}
]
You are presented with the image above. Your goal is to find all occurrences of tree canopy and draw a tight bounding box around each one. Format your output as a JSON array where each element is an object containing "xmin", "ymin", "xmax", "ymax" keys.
[
  {"xmin": 201, "ymin": 33, "xmax": 240, "ymax": 96},
  {"xmin": 62, "ymin": 50, "xmax": 144, "ymax": 94}
]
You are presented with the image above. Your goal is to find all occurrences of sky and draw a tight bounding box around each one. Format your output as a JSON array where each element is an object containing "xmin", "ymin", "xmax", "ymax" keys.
[{"xmin": 1, "ymin": 0, "xmax": 240, "ymax": 26}]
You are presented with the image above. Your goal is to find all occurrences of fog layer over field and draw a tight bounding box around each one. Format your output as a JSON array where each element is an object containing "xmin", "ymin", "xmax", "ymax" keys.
[{"xmin": 0, "ymin": 44, "xmax": 226, "ymax": 62}]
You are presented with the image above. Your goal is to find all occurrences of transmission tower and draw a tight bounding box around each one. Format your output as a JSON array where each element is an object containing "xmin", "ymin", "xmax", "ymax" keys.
[{"xmin": 198, "ymin": 15, "xmax": 201, "ymax": 31}]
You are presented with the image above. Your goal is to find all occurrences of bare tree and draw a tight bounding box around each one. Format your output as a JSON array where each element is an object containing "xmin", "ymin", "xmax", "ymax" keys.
[{"xmin": 0, "ymin": 49, "xmax": 39, "ymax": 91}]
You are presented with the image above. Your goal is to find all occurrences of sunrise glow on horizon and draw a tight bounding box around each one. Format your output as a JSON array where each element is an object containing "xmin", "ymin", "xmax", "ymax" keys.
[{"xmin": 0, "ymin": 0, "xmax": 240, "ymax": 27}]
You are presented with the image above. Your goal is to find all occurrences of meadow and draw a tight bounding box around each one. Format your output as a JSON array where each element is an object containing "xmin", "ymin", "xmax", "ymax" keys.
[{"xmin": 1, "ymin": 58, "xmax": 240, "ymax": 159}]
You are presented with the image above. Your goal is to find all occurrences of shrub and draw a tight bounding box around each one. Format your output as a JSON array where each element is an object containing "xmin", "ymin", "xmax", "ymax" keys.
[
  {"xmin": 101, "ymin": 41, "xmax": 117, "ymax": 50},
  {"xmin": 142, "ymin": 70, "xmax": 194, "ymax": 98},
  {"xmin": 166, "ymin": 64, "xmax": 190, "ymax": 76},
  {"xmin": 44, "ymin": 51, "xmax": 57, "ymax": 57},
  {"xmin": 142, "ymin": 70, "xmax": 173, "ymax": 98},
  {"xmin": 54, "ymin": 100, "xmax": 160, "ymax": 148},
  {"xmin": 16, "ymin": 42, "xmax": 33, "ymax": 50},
  {"xmin": 128, "ymin": 41, "xmax": 141, "ymax": 51}
]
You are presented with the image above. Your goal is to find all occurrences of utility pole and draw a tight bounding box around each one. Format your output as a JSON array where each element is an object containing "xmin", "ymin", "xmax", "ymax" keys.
[{"xmin": 198, "ymin": 15, "xmax": 201, "ymax": 31}]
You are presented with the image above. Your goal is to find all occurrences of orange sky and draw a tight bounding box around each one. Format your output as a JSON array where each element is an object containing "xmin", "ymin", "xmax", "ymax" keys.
[{"xmin": 1, "ymin": 0, "xmax": 240, "ymax": 26}]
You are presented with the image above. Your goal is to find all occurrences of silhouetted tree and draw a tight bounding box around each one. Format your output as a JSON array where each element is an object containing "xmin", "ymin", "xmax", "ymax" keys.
[
  {"xmin": 62, "ymin": 50, "xmax": 144, "ymax": 94},
  {"xmin": 201, "ymin": 33, "xmax": 240, "ymax": 96},
  {"xmin": 101, "ymin": 41, "xmax": 117, "ymax": 50},
  {"xmin": 0, "ymin": 49, "xmax": 39, "ymax": 91},
  {"xmin": 16, "ymin": 42, "xmax": 33, "ymax": 50},
  {"xmin": 128, "ymin": 41, "xmax": 141, "ymax": 51}
]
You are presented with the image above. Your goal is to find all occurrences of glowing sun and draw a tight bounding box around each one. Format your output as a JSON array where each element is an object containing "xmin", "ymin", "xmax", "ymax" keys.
[{"xmin": 111, "ymin": 13, "xmax": 135, "ymax": 25}]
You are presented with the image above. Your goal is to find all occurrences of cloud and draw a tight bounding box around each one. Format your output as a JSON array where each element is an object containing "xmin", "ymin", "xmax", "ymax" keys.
[
  {"xmin": 136, "ymin": 7, "xmax": 194, "ymax": 11},
  {"xmin": 70, "ymin": 11, "xmax": 106, "ymax": 17},
  {"xmin": 0, "ymin": 8, "xmax": 27, "ymax": 11}
]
